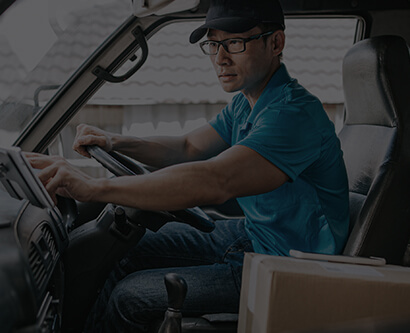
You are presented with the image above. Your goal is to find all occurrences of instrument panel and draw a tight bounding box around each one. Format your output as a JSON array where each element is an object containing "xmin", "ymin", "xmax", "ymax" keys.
[{"xmin": 0, "ymin": 190, "xmax": 67, "ymax": 332}]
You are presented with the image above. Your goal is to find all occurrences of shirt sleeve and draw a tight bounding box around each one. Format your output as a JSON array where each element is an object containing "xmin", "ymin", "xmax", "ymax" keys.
[
  {"xmin": 237, "ymin": 106, "xmax": 322, "ymax": 181},
  {"xmin": 208, "ymin": 95, "xmax": 242, "ymax": 146}
]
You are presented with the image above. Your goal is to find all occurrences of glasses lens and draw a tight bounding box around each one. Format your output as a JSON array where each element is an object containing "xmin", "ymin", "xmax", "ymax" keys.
[
  {"xmin": 200, "ymin": 41, "xmax": 219, "ymax": 55},
  {"xmin": 200, "ymin": 38, "xmax": 246, "ymax": 55},
  {"xmin": 225, "ymin": 39, "xmax": 245, "ymax": 53}
]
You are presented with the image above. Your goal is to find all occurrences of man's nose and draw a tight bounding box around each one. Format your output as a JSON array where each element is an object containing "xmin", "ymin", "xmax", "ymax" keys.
[{"xmin": 215, "ymin": 44, "xmax": 231, "ymax": 65}]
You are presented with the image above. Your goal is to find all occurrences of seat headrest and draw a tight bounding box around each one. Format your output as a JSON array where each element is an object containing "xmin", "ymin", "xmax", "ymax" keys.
[{"xmin": 343, "ymin": 35, "xmax": 410, "ymax": 126}]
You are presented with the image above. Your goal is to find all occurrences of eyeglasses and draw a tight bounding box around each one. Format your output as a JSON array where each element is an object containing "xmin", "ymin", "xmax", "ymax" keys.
[{"xmin": 199, "ymin": 31, "xmax": 275, "ymax": 55}]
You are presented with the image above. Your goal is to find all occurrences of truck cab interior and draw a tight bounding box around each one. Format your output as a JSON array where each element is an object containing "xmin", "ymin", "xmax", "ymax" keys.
[{"xmin": 0, "ymin": 0, "xmax": 409, "ymax": 332}]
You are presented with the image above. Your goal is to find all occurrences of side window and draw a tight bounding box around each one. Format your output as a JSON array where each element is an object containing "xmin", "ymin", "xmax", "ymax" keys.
[
  {"xmin": 284, "ymin": 18, "xmax": 358, "ymax": 132},
  {"xmin": 51, "ymin": 18, "xmax": 359, "ymax": 177}
]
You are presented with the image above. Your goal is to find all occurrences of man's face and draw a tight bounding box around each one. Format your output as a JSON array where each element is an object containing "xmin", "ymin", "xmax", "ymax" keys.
[{"xmin": 207, "ymin": 27, "xmax": 279, "ymax": 99}]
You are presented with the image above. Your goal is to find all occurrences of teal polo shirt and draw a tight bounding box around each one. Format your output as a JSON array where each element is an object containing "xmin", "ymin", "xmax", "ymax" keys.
[{"xmin": 209, "ymin": 64, "xmax": 349, "ymax": 256}]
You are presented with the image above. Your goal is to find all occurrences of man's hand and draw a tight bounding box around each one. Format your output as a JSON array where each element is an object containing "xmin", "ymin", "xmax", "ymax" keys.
[
  {"xmin": 72, "ymin": 124, "xmax": 115, "ymax": 158},
  {"xmin": 25, "ymin": 152, "xmax": 98, "ymax": 203}
]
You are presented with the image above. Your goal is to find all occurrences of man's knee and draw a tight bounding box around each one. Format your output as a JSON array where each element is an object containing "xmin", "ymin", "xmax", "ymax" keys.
[{"xmin": 107, "ymin": 273, "xmax": 167, "ymax": 324}]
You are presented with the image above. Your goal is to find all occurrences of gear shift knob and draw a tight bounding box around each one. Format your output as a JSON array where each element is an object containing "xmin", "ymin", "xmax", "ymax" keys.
[
  {"xmin": 165, "ymin": 273, "xmax": 187, "ymax": 309},
  {"xmin": 158, "ymin": 273, "xmax": 187, "ymax": 333}
]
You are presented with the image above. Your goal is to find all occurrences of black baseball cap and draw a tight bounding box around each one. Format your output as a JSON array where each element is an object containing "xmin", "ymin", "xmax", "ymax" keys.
[{"xmin": 189, "ymin": 0, "xmax": 285, "ymax": 44}]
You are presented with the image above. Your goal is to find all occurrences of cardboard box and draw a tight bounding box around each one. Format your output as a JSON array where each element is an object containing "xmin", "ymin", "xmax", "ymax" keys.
[{"xmin": 238, "ymin": 252, "xmax": 410, "ymax": 333}]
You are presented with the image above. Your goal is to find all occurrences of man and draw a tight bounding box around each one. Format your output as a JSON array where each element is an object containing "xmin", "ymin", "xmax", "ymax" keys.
[{"xmin": 28, "ymin": 0, "xmax": 349, "ymax": 331}]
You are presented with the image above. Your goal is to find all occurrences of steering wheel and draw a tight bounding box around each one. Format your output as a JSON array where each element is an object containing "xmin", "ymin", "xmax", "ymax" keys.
[{"xmin": 85, "ymin": 145, "xmax": 215, "ymax": 232}]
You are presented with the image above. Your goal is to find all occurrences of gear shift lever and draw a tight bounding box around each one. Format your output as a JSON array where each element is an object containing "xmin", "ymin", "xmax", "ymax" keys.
[{"xmin": 158, "ymin": 273, "xmax": 187, "ymax": 333}]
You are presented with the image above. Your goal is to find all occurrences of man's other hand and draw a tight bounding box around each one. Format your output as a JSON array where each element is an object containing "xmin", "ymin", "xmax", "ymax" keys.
[
  {"xmin": 25, "ymin": 152, "xmax": 98, "ymax": 204},
  {"xmin": 72, "ymin": 124, "xmax": 115, "ymax": 158}
]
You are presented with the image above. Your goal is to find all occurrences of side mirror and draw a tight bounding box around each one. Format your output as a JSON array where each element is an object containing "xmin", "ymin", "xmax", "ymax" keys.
[{"xmin": 133, "ymin": 0, "xmax": 200, "ymax": 17}]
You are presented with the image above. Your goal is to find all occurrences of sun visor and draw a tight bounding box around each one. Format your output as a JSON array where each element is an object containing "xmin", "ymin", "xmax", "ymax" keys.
[{"xmin": 133, "ymin": 0, "xmax": 200, "ymax": 17}]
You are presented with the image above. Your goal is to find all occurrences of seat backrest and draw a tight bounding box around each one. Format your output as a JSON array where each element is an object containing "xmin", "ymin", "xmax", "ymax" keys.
[{"xmin": 339, "ymin": 35, "xmax": 410, "ymax": 264}]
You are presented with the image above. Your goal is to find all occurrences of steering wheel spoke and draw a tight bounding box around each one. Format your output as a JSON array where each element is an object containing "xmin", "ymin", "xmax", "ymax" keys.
[{"xmin": 85, "ymin": 145, "xmax": 215, "ymax": 232}]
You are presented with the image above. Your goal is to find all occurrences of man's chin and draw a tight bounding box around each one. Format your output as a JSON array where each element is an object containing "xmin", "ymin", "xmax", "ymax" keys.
[{"xmin": 219, "ymin": 84, "xmax": 240, "ymax": 94}]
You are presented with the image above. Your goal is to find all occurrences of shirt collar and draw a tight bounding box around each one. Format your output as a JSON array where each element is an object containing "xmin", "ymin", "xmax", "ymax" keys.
[{"xmin": 246, "ymin": 63, "xmax": 292, "ymax": 124}]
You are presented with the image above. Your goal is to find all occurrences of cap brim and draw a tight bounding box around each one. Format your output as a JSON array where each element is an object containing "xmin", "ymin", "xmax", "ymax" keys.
[{"xmin": 189, "ymin": 17, "xmax": 258, "ymax": 44}]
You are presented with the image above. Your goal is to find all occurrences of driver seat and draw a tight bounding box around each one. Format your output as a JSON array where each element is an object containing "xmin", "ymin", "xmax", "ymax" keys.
[
  {"xmin": 173, "ymin": 34, "xmax": 410, "ymax": 332},
  {"xmin": 340, "ymin": 34, "xmax": 410, "ymax": 264}
]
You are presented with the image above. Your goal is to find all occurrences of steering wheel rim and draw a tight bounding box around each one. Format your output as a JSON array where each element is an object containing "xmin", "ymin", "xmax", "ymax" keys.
[
  {"xmin": 86, "ymin": 145, "xmax": 148, "ymax": 177},
  {"xmin": 86, "ymin": 145, "xmax": 215, "ymax": 232}
]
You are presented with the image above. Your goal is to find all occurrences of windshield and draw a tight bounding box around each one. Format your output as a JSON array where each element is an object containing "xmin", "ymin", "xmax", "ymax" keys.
[
  {"xmin": 0, "ymin": 0, "xmax": 359, "ymax": 152},
  {"xmin": 0, "ymin": 0, "xmax": 129, "ymax": 148}
]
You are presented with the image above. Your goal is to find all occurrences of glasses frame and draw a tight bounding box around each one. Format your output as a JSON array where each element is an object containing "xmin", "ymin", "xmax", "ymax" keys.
[{"xmin": 199, "ymin": 31, "xmax": 275, "ymax": 55}]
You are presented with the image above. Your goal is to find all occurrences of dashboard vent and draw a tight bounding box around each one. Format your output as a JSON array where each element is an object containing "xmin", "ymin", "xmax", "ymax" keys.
[
  {"xmin": 28, "ymin": 224, "xmax": 58, "ymax": 291},
  {"xmin": 41, "ymin": 224, "xmax": 57, "ymax": 260},
  {"xmin": 28, "ymin": 242, "xmax": 47, "ymax": 290}
]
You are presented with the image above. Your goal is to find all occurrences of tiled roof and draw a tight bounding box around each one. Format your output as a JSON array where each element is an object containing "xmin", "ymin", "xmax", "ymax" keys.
[
  {"xmin": 95, "ymin": 20, "xmax": 233, "ymax": 105},
  {"xmin": 0, "ymin": 35, "xmax": 26, "ymax": 101},
  {"xmin": 95, "ymin": 18, "xmax": 356, "ymax": 105},
  {"xmin": 284, "ymin": 19, "xmax": 356, "ymax": 104},
  {"xmin": 1, "ymin": 1, "xmax": 356, "ymax": 106},
  {"xmin": 2, "ymin": 0, "xmax": 130, "ymax": 104}
]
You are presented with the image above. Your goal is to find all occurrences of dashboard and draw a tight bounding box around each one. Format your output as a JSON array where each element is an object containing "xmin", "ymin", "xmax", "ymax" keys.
[{"xmin": 0, "ymin": 189, "xmax": 67, "ymax": 331}]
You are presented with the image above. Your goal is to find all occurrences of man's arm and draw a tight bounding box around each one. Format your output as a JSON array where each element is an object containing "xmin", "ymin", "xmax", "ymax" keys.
[
  {"xmin": 33, "ymin": 144, "xmax": 289, "ymax": 210},
  {"xmin": 73, "ymin": 123, "xmax": 229, "ymax": 168}
]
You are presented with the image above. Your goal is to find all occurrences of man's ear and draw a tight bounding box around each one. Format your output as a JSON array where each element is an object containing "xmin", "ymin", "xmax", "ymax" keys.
[{"xmin": 272, "ymin": 30, "xmax": 285, "ymax": 56}]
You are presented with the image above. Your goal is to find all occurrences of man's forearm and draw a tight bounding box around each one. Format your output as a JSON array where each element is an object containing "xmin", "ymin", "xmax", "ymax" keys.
[
  {"xmin": 109, "ymin": 124, "xmax": 227, "ymax": 169},
  {"xmin": 91, "ymin": 160, "xmax": 229, "ymax": 211},
  {"xmin": 87, "ymin": 144, "xmax": 289, "ymax": 211}
]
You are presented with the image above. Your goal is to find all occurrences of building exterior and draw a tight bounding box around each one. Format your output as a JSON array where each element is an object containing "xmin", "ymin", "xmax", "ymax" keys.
[{"xmin": 1, "ymin": 1, "xmax": 357, "ymax": 159}]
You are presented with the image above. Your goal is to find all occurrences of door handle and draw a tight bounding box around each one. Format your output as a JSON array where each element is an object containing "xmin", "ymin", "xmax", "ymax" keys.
[{"xmin": 92, "ymin": 26, "xmax": 148, "ymax": 83}]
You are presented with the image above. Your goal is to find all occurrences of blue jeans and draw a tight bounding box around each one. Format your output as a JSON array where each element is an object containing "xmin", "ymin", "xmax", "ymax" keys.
[{"xmin": 84, "ymin": 219, "xmax": 253, "ymax": 332}]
